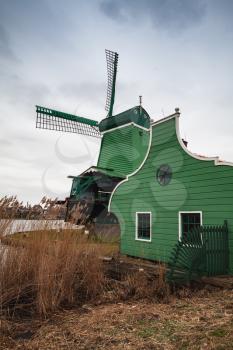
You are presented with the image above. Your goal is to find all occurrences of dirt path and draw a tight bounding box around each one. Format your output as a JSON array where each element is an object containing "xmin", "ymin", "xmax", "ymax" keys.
[{"xmin": 1, "ymin": 289, "xmax": 233, "ymax": 350}]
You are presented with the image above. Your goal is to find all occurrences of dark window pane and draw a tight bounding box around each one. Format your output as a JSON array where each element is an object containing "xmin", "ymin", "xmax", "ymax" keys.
[
  {"xmin": 182, "ymin": 214, "xmax": 189, "ymax": 224},
  {"xmin": 181, "ymin": 213, "xmax": 201, "ymax": 243},
  {"xmin": 183, "ymin": 224, "xmax": 189, "ymax": 235},
  {"xmin": 137, "ymin": 213, "xmax": 151, "ymax": 240}
]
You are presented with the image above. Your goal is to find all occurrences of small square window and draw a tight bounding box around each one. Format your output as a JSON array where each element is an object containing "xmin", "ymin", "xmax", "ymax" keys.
[{"xmin": 136, "ymin": 212, "xmax": 151, "ymax": 241}]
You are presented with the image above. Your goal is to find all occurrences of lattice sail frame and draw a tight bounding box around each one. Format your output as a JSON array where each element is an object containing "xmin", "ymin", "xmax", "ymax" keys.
[
  {"xmin": 105, "ymin": 49, "xmax": 119, "ymax": 117},
  {"xmin": 36, "ymin": 106, "xmax": 101, "ymax": 138}
]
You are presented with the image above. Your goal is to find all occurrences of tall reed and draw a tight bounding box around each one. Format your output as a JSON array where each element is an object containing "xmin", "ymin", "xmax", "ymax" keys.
[{"xmin": 0, "ymin": 230, "xmax": 105, "ymax": 317}]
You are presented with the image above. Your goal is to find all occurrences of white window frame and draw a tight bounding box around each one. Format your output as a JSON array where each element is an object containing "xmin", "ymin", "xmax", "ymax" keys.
[
  {"xmin": 135, "ymin": 212, "xmax": 152, "ymax": 242},
  {"xmin": 178, "ymin": 211, "xmax": 203, "ymax": 241}
]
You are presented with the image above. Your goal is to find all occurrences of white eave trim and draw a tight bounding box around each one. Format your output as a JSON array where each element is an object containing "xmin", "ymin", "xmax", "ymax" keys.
[
  {"xmin": 175, "ymin": 116, "xmax": 233, "ymax": 166},
  {"xmin": 101, "ymin": 122, "xmax": 150, "ymax": 134},
  {"xmin": 150, "ymin": 112, "xmax": 179, "ymax": 126}
]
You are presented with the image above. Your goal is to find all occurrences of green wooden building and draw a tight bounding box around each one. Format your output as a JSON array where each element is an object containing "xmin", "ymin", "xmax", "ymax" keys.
[
  {"xmin": 36, "ymin": 50, "xmax": 233, "ymax": 280},
  {"xmin": 108, "ymin": 109, "xmax": 233, "ymax": 275}
]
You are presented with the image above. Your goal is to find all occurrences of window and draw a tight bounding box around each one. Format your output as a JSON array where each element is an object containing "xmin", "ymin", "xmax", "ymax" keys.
[
  {"xmin": 136, "ymin": 212, "xmax": 151, "ymax": 241},
  {"xmin": 179, "ymin": 212, "xmax": 202, "ymax": 241},
  {"xmin": 156, "ymin": 164, "xmax": 172, "ymax": 186}
]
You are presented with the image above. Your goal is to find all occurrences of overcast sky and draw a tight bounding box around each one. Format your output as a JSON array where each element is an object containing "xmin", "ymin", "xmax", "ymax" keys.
[{"xmin": 0, "ymin": 0, "xmax": 233, "ymax": 203}]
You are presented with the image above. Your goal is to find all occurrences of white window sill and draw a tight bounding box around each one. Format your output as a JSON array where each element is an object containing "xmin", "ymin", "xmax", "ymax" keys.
[{"xmin": 135, "ymin": 238, "xmax": 152, "ymax": 242}]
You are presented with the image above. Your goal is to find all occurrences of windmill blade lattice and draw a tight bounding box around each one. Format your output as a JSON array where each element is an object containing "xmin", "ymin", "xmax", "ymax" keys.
[
  {"xmin": 105, "ymin": 49, "xmax": 119, "ymax": 116},
  {"xmin": 36, "ymin": 106, "xmax": 101, "ymax": 138}
]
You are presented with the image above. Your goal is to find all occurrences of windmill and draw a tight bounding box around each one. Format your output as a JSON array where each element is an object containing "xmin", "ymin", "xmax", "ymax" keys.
[{"xmin": 36, "ymin": 50, "xmax": 151, "ymax": 225}]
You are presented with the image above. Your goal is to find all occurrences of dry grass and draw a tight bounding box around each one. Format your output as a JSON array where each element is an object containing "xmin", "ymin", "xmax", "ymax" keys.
[
  {"xmin": 0, "ymin": 220, "xmax": 170, "ymax": 320},
  {"xmin": 111, "ymin": 263, "xmax": 170, "ymax": 302},
  {"xmin": 1, "ymin": 289, "xmax": 233, "ymax": 349},
  {"xmin": 0, "ymin": 230, "xmax": 109, "ymax": 317},
  {"xmin": 0, "ymin": 196, "xmax": 170, "ymax": 321},
  {"xmin": 0, "ymin": 228, "xmax": 170, "ymax": 319},
  {"xmin": 1, "ymin": 197, "xmax": 233, "ymax": 348},
  {"xmin": 0, "ymin": 196, "xmax": 120, "ymax": 318}
]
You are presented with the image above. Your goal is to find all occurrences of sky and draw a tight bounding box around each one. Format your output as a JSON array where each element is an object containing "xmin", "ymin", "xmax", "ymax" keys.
[{"xmin": 0, "ymin": 0, "xmax": 233, "ymax": 203}]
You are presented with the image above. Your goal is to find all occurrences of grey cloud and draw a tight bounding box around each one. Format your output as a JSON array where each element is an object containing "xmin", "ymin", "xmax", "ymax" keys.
[
  {"xmin": 0, "ymin": 0, "xmax": 53, "ymax": 28},
  {"xmin": 0, "ymin": 24, "xmax": 19, "ymax": 62},
  {"xmin": 0, "ymin": 139, "xmax": 12, "ymax": 146},
  {"xmin": 13, "ymin": 135, "xmax": 36, "ymax": 143},
  {"xmin": 0, "ymin": 0, "xmax": 72, "ymax": 50},
  {"xmin": 58, "ymin": 82, "xmax": 106, "ymax": 112},
  {"xmin": 100, "ymin": 0, "xmax": 206, "ymax": 31},
  {"xmin": 100, "ymin": 1, "xmax": 123, "ymax": 21},
  {"xmin": 211, "ymin": 0, "xmax": 233, "ymax": 13},
  {"xmin": 0, "ymin": 72, "xmax": 51, "ymax": 111},
  {"xmin": 0, "ymin": 148, "xmax": 37, "ymax": 163},
  {"xmin": 59, "ymin": 82, "xmax": 106, "ymax": 98}
]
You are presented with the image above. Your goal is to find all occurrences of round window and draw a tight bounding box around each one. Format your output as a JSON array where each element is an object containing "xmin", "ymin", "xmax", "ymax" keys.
[{"xmin": 156, "ymin": 164, "xmax": 172, "ymax": 186}]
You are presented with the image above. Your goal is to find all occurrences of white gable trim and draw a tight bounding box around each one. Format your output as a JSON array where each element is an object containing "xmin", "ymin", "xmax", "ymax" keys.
[
  {"xmin": 108, "ymin": 126, "xmax": 152, "ymax": 212},
  {"xmin": 175, "ymin": 116, "xmax": 233, "ymax": 167},
  {"xmin": 150, "ymin": 112, "xmax": 178, "ymax": 126},
  {"xmin": 101, "ymin": 122, "xmax": 150, "ymax": 135}
]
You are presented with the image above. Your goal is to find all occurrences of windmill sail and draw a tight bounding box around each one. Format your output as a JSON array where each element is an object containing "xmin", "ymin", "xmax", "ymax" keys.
[
  {"xmin": 105, "ymin": 50, "xmax": 119, "ymax": 117},
  {"xmin": 36, "ymin": 106, "xmax": 101, "ymax": 138}
]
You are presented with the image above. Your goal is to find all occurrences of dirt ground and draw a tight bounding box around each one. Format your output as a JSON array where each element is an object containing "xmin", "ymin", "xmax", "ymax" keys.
[{"xmin": 1, "ymin": 289, "xmax": 233, "ymax": 350}]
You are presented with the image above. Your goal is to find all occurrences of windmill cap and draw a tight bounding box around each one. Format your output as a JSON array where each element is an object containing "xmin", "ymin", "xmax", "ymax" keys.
[{"xmin": 99, "ymin": 106, "xmax": 150, "ymax": 132}]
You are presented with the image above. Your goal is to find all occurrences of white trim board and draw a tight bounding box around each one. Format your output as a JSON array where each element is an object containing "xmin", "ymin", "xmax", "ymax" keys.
[
  {"xmin": 178, "ymin": 211, "xmax": 203, "ymax": 241},
  {"xmin": 150, "ymin": 112, "xmax": 179, "ymax": 126},
  {"xmin": 108, "ymin": 125, "xmax": 153, "ymax": 212},
  {"xmin": 135, "ymin": 211, "xmax": 152, "ymax": 242},
  {"xmin": 108, "ymin": 111, "xmax": 233, "ymax": 213},
  {"xmin": 101, "ymin": 122, "xmax": 150, "ymax": 135}
]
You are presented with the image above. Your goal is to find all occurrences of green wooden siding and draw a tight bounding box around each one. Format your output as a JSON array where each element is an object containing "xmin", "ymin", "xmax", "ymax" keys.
[
  {"xmin": 110, "ymin": 117, "xmax": 233, "ymax": 274},
  {"xmin": 97, "ymin": 124, "xmax": 150, "ymax": 177},
  {"xmin": 99, "ymin": 106, "xmax": 150, "ymax": 132}
]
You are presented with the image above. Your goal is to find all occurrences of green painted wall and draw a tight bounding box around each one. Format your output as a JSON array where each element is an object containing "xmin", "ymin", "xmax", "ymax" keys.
[
  {"xmin": 97, "ymin": 124, "xmax": 150, "ymax": 177},
  {"xmin": 110, "ymin": 117, "xmax": 233, "ymax": 273}
]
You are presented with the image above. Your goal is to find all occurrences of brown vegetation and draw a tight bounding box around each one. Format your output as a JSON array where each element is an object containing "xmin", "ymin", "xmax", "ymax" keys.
[
  {"xmin": 0, "ymin": 230, "xmax": 108, "ymax": 317},
  {"xmin": 0, "ymin": 196, "xmax": 110, "ymax": 317},
  {"xmin": 1, "ymin": 288, "xmax": 233, "ymax": 349},
  {"xmin": 0, "ymin": 195, "xmax": 169, "ymax": 319},
  {"xmin": 1, "ymin": 197, "xmax": 232, "ymax": 349},
  {"xmin": 0, "ymin": 227, "xmax": 170, "ymax": 319},
  {"xmin": 0, "ymin": 196, "xmax": 66, "ymax": 220}
]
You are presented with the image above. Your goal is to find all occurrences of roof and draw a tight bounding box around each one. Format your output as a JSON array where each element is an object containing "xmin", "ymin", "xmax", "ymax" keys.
[
  {"xmin": 69, "ymin": 166, "xmax": 126, "ymax": 180},
  {"xmin": 99, "ymin": 106, "xmax": 150, "ymax": 132}
]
